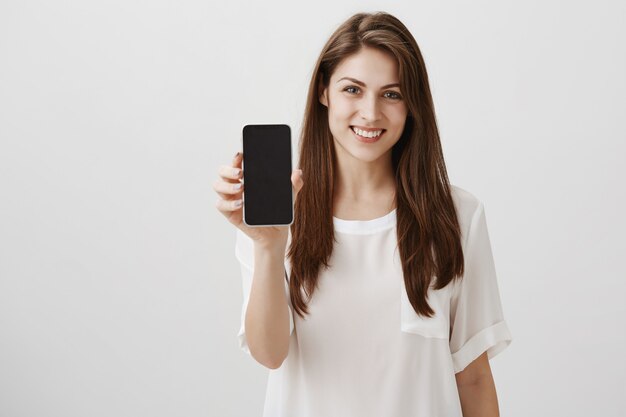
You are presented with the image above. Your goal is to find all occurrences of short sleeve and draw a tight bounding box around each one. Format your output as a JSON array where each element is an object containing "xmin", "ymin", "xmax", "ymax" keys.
[
  {"xmin": 234, "ymin": 229, "xmax": 295, "ymax": 355},
  {"xmin": 449, "ymin": 202, "xmax": 513, "ymax": 373}
]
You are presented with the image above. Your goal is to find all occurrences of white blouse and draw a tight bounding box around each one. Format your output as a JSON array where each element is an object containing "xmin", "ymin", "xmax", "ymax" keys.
[{"xmin": 234, "ymin": 184, "xmax": 513, "ymax": 417}]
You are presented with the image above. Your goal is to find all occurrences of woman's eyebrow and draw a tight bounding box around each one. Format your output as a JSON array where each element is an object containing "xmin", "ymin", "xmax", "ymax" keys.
[{"xmin": 336, "ymin": 77, "xmax": 400, "ymax": 89}]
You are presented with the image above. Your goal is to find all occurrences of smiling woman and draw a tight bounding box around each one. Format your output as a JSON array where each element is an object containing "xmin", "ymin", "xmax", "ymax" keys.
[
  {"xmin": 320, "ymin": 47, "xmax": 408, "ymax": 160},
  {"xmin": 225, "ymin": 10, "xmax": 513, "ymax": 417}
]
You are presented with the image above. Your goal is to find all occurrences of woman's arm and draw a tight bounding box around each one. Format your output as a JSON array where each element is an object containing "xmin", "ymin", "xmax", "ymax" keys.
[
  {"xmin": 244, "ymin": 243, "xmax": 291, "ymax": 369},
  {"xmin": 455, "ymin": 352, "xmax": 500, "ymax": 417}
]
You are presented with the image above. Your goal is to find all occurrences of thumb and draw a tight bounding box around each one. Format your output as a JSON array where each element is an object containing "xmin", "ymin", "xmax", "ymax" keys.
[{"xmin": 292, "ymin": 169, "xmax": 304, "ymax": 197}]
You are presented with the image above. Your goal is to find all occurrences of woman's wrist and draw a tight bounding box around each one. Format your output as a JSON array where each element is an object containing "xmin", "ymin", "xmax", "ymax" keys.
[{"xmin": 253, "ymin": 240, "xmax": 286, "ymax": 258}]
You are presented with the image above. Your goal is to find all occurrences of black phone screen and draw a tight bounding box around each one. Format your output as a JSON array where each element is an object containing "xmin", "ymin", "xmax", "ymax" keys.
[{"xmin": 242, "ymin": 124, "xmax": 293, "ymax": 226}]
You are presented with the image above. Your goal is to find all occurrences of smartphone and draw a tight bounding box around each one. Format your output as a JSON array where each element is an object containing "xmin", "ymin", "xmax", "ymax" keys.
[{"xmin": 241, "ymin": 124, "xmax": 293, "ymax": 227}]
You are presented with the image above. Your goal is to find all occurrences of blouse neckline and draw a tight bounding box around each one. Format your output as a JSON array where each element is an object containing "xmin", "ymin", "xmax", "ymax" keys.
[{"xmin": 332, "ymin": 208, "xmax": 397, "ymax": 234}]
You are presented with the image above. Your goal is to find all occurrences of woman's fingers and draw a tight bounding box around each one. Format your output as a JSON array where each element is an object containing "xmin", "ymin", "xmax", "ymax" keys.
[
  {"xmin": 292, "ymin": 169, "xmax": 304, "ymax": 197},
  {"xmin": 214, "ymin": 151, "xmax": 244, "ymax": 200},
  {"xmin": 215, "ymin": 154, "xmax": 303, "ymax": 221},
  {"xmin": 214, "ymin": 151, "xmax": 245, "ymax": 221},
  {"xmin": 212, "ymin": 178, "xmax": 243, "ymax": 199},
  {"xmin": 215, "ymin": 197, "xmax": 243, "ymax": 212},
  {"xmin": 219, "ymin": 151, "xmax": 244, "ymax": 182},
  {"xmin": 218, "ymin": 164, "xmax": 243, "ymax": 182}
]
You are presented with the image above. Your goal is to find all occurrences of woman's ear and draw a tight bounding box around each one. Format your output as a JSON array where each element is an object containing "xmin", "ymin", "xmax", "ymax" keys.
[{"xmin": 318, "ymin": 82, "xmax": 328, "ymax": 107}]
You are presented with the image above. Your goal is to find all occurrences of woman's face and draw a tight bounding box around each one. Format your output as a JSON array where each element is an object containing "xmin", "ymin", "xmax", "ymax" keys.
[{"xmin": 320, "ymin": 46, "xmax": 409, "ymax": 164}]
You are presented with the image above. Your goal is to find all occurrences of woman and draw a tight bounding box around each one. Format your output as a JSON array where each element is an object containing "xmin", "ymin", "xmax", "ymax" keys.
[{"xmin": 214, "ymin": 11, "xmax": 513, "ymax": 417}]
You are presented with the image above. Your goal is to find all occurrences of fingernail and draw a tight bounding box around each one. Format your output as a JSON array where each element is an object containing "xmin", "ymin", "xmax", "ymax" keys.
[
  {"xmin": 233, "ymin": 183, "xmax": 242, "ymax": 190},
  {"xmin": 233, "ymin": 199, "xmax": 242, "ymax": 207},
  {"xmin": 234, "ymin": 151, "xmax": 241, "ymax": 158},
  {"xmin": 232, "ymin": 168, "xmax": 241, "ymax": 176}
]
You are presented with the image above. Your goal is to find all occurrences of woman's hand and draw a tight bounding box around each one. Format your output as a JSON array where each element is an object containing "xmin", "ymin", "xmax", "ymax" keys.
[{"xmin": 214, "ymin": 151, "xmax": 304, "ymax": 251}]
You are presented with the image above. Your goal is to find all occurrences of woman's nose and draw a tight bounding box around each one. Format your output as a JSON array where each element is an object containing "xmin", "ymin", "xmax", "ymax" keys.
[{"xmin": 359, "ymin": 93, "xmax": 382, "ymax": 121}]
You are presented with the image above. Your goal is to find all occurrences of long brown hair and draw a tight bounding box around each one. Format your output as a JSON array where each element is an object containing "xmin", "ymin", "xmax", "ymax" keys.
[{"xmin": 287, "ymin": 11, "xmax": 464, "ymax": 320}]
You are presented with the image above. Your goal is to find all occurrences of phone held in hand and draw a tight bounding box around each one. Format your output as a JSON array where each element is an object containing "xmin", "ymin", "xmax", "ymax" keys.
[{"xmin": 241, "ymin": 124, "xmax": 294, "ymax": 227}]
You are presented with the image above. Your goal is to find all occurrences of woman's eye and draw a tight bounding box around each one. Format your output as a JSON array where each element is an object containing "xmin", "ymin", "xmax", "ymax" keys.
[
  {"xmin": 343, "ymin": 86, "xmax": 402, "ymax": 100},
  {"xmin": 385, "ymin": 91, "xmax": 402, "ymax": 100}
]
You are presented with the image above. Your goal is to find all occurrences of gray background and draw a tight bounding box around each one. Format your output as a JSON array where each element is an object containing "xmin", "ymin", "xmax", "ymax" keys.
[{"xmin": 1, "ymin": 0, "xmax": 624, "ymax": 416}]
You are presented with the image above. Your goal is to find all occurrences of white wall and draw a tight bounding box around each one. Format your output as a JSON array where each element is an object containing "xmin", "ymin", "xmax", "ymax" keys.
[{"xmin": 1, "ymin": 0, "xmax": 624, "ymax": 416}]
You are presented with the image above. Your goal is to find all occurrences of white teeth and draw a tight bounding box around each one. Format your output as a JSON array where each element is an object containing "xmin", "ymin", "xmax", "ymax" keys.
[{"xmin": 352, "ymin": 127, "xmax": 383, "ymax": 138}]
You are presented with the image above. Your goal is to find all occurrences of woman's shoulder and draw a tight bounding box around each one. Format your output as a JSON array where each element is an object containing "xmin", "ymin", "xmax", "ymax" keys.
[
  {"xmin": 449, "ymin": 184, "xmax": 483, "ymax": 214},
  {"xmin": 449, "ymin": 184, "xmax": 485, "ymax": 238}
]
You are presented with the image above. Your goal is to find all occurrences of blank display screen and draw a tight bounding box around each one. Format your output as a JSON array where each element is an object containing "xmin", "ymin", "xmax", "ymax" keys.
[{"xmin": 242, "ymin": 124, "xmax": 293, "ymax": 226}]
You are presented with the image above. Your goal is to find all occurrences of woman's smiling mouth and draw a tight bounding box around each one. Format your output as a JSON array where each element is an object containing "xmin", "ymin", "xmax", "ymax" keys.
[{"xmin": 351, "ymin": 126, "xmax": 386, "ymax": 143}]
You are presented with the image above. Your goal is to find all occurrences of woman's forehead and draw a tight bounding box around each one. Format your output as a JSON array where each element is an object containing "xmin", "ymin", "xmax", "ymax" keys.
[{"xmin": 331, "ymin": 48, "xmax": 400, "ymax": 86}]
